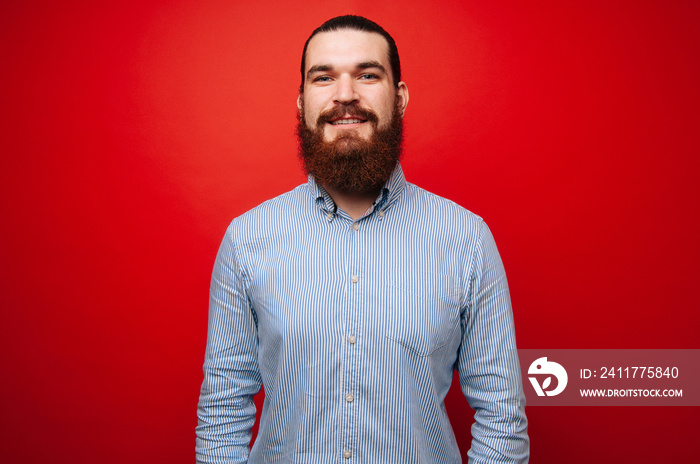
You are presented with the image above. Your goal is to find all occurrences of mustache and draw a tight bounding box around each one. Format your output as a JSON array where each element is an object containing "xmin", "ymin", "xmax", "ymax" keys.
[{"xmin": 316, "ymin": 104, "xmax": 379, "ymax": 126}]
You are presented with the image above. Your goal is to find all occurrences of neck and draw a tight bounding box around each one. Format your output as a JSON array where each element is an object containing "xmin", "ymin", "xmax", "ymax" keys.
[{"xmin": 322, "ymin": 184, "xmax": 381, "ymax": 221}]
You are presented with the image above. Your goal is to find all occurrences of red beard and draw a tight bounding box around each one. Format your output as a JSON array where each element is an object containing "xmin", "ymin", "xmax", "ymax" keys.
[{"xmin": 297, "ymin": 101, "xmax": 403, "ymax": 194}]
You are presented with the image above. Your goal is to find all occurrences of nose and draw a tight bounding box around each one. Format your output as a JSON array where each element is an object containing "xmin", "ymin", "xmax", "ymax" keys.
[{"xmin": 333, "ymin": 75, "xmax": 359, "ymax": 105}]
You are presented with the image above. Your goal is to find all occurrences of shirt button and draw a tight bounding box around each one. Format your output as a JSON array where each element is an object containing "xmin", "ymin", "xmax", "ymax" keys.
[
  {"xmin": 326, "ymin": 213, "xmax": 333, "ymax": 220},
  {"xmin": 352, "ymin": 222, "xmax": 360, "ymax": 231},
  {"xmin": 343, "ymin": 450, "xmax": 351, "ymax": 459},
  {"xmin": 346, "ymin": 393, "xmax": 354, "ymax": 403},
  {"xmin": 351, "ymin": 275, "xmax": 358, "ymax": 283},
  {"xmin": 348, "ymin": 334, "xmax": 356, "ymax": 344},
  {"xmin": 378, "ymin": 210, "xmax": 385, "ymax": 218}
]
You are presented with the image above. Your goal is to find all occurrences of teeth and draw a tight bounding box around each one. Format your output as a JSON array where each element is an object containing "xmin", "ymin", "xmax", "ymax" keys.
[{"xmin": 332, "ymin": 119, "xmax": 363, "ymax": 125}]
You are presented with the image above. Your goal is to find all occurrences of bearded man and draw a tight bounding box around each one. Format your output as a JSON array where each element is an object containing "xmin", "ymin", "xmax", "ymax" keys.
[{"xmin": 196, "ymin": 15, "xmax": 529, "ymax": 464}]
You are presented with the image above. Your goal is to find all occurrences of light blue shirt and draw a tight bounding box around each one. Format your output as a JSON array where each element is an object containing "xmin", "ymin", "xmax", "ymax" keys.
[{"xmin": 196, "ymin": 164, "xmax": 529, "ymax": 463}]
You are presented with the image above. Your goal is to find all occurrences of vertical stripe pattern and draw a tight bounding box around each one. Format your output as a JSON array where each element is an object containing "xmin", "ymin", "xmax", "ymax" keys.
[{"xmin": 196, "ymin": 164, "xmax": 529, "ymax": 463}]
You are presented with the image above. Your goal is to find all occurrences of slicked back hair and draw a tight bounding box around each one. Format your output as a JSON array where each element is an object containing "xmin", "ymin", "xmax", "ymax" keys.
[{"xmin": 299, "ymin": 15, "xmax": 401, "ymax": 93}]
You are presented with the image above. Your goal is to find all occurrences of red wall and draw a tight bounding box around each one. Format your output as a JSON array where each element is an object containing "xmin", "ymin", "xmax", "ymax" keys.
[{"xmin": 1, "ymin": 1, "xmax": 698, "ymax": 462}]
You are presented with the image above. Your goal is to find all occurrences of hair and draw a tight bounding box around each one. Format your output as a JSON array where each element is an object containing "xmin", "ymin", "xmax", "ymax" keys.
[{"xmin": 299, "ymin": 15, "xmax": 401, "ymax": 92}]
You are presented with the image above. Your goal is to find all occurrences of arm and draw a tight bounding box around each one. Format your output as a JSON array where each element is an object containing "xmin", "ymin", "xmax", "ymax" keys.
[
  {"xmin": 456, "ymin": 222, "xmax": 529, "ymax": 463},
  {"xmin": 196, "ymin": 228, "xmax": 262, "ymax": 464}
]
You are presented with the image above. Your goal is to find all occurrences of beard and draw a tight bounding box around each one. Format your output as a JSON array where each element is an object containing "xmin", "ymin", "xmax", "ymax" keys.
[{"xmin": 297, "ymin": 99, "xmax": 403, "ymax": 195}]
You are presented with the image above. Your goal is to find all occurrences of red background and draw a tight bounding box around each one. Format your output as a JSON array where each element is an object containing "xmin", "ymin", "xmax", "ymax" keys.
[{"xmin": 1, "ymin": 1, "xmax": 698, "ymax": 462}]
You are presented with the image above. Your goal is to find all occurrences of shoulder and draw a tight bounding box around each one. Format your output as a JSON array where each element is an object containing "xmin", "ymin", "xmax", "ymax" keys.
[
  {"xmin": 400, "ymin": 182, "xmax": 486, "ymax": 235},
  {"xmin": 224, "ymin": 183, "xmax": 312, "ymax": 243}
]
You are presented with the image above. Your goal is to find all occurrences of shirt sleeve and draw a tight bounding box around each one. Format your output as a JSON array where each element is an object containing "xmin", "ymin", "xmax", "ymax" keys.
[
  {"xmin": 196, "ymin": 227, "xmax": 262, "ymax": 464},
  {"xmin": 456, "ymin": 221, "xmax": 530, "ymax": 463}
]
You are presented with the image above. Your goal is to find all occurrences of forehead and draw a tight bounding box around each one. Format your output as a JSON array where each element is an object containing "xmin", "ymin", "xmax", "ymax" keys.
[{"xmin": 305, "ymin": 29, "xmax": 390, "ymax": 72}]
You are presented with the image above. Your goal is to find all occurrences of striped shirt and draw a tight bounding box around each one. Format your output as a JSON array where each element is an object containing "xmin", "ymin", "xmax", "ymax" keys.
[{"xmin": 196, "ymin": 164, "xmax": 529, "ymax": 463}]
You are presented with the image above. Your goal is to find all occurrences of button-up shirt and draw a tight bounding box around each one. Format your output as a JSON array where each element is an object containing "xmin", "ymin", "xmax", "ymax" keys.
[{"xmin": 196, "ymin": 165, "xmax": 529, "ymax": 463}]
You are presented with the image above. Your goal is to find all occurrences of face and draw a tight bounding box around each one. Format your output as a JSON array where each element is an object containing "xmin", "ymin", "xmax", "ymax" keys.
[{"xmin": 297, "ymin": 29, "xmax": 409, "ymax": 143}]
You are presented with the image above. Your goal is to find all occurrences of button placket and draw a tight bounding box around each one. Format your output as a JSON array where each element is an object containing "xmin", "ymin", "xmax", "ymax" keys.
[{"xmin": 343, "ymin": 216, "xmax": 362, "ymax": 461}]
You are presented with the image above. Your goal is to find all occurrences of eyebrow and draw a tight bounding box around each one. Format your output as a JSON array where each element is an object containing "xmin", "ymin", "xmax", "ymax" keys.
[{"xmin": 306, "ymin": 61, "xmax": 387, "ymax": 80}]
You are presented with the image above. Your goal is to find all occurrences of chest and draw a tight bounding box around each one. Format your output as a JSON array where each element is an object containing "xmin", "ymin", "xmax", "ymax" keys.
[{"xmin": 245, "ymin": 222, "xmax": 468, "ymax": 357}]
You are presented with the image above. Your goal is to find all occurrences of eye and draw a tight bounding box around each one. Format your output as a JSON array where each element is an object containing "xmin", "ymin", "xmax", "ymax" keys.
[
  {"xmin": 312, "ymin": 75, "xmax": 332, "ymax": 83},
  {"xmin": 359, "ymin": 73, "xmax": 379, "ymax": 80}
]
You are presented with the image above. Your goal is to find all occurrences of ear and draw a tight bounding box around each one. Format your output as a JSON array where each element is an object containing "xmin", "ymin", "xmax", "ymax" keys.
[
  {"xmin": 396, "ymin": 82, "xmax": 409, "ymax": 117},
  {"xmin": 297, "ymin": 93, "xmax": 303, "ymax": 114}
]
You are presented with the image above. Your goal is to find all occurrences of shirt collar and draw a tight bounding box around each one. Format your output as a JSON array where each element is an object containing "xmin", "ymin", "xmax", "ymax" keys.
[{"xmin": 308, "ymin": 162, "xmax": 407, "ymax": 217}]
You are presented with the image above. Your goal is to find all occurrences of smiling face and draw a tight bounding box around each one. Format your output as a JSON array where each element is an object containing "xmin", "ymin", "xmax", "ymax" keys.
[{"xmin": 297, "ymin": 29, "xmax": 408, "ymax": 143}]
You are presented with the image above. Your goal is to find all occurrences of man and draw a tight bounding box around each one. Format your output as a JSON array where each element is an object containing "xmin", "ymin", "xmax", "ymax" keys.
[{"xmin": 196, "ymin": 15, "xmax": 529, "ymax": 464}]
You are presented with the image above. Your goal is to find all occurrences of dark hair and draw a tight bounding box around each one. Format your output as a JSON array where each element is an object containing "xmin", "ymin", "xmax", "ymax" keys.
[{"xmin": 299, "ymin": 15, "xmax": 401, "ymax": 92}]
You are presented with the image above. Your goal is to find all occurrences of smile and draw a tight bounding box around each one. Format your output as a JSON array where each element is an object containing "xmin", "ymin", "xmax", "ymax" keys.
[{"xmin": 330, "ymin": 118, "xmax": 366, "ymax": 125}]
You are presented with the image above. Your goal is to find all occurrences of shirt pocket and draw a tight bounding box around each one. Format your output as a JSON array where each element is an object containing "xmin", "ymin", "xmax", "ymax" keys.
[{"xmin": 385, "ymin": 272, "xmax": 461, "ymax": 357}]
